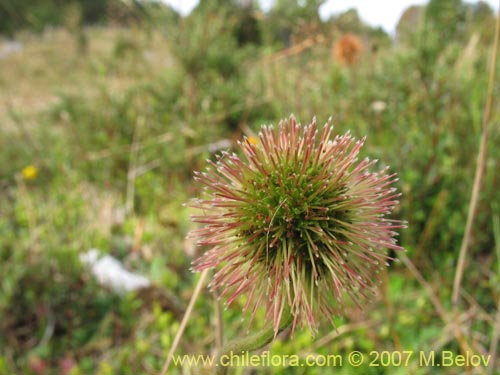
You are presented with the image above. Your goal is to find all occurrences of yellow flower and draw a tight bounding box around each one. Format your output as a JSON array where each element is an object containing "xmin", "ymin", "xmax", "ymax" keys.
[
  {"xmin": 22, "ymin": 165, "xmax": 38, "ymax": 180},
  {"xmin": 247, "ymin": 136, "xmax": 259, "ymax": 146}
]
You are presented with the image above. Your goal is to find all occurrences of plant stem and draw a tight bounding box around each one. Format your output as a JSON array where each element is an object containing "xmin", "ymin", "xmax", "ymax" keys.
[
  {"xmin": 160, "ymin": 269, "xmax": 209, "ymax": 375},
  {"xmin": 451, "ymin": 3, "xmax": 500, "ymax": 368},
  {"xmin": 215, "ymin": 308, "xmax": 293, "ymax": 375},
  {"xmin": 452, "ymin": 3, "xmax": 500, "ymax": 308}
]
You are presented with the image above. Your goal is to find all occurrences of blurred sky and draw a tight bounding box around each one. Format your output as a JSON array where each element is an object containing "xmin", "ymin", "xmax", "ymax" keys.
[{"xmin": 163, "ymin": 0, "xmax": 499, "ymax": 34}]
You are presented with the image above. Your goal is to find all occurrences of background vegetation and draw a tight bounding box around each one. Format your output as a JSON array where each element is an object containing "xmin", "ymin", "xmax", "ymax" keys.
[{"xmin": 0, "ymin": 0, "xmax": 498, "ymax": 374}]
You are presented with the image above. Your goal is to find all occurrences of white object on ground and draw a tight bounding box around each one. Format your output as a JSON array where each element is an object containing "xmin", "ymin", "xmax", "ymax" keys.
[{"xmin": 80, "ymin": 248, "xmax": 151, "ymax": 294}]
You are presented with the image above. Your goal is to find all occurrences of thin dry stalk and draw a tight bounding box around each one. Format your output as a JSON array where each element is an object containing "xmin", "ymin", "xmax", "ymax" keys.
[
  {"xmin": 488, "ymin": 211, "xmax": 500, "ymax": 375},
  {"xmin": 399, "ymin": 252, "xmax": 447, "ymax": 321},
  {"xmin": 488, "ymin": 299, "xmax": 500, "ymax": 375},
  {"xmin": 414, "ymin": 189, "xmax": 448, "ymax": 261},
  {"xmin": 160, "ymin": 269, "xmax": 209, "ymax": 375},
  {"xmin": 451, "ymin": 6, "xmax": 500, "ymax": 366},
  {"xmin": 305, "ymin": 319, "xmax": 379, "ymax": 353},
  {"xmin": 381, "ymin": 268, "xmax": 402, "ymax": 350},
  {"xmin": 263, "ymin": 35, "xmax": 325, "ymax": 63},
  {"xmin": 452, "ymin": 4, "xmax": 500, "ymax": 307},
  {"xmin": 429, "ymin": 307, "xmax": 477, "ymax": 352},
  {"xmin": 213, "ymin": 289, "xmax": 224, "ymax": 350},
  {"xmin": 126, "ymin": 117, "xmax": 145, "ymax": 215},
  {"xmin": 15, "ymin": 175, "xmax": 38, "ymax": 251},
  {"xmin": 85, "ymin": 132, "xmax": 173, "ymax": 161},
  {"xmin": 399, "ymin": 252, "xmax": 473, "ymax": 356}
]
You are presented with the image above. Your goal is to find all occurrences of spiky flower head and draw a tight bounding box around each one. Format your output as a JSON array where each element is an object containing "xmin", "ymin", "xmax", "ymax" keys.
[{"xmin": 190, "ymin": 116, "xmax": 404, "ymax": 335}]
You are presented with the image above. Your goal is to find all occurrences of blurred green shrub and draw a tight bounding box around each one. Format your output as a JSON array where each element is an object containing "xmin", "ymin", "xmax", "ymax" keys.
[{"xmin": 0, "ymin": 0, "xmax": 159, "ymax": 36}]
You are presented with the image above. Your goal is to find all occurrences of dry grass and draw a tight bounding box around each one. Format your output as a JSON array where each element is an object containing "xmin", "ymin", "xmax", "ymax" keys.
[{"xmin": 0, "ymin": 27, "xmax": 173, "ymax": 132}]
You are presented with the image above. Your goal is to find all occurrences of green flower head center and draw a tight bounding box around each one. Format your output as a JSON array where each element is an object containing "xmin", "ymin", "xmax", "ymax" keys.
[
  {"xmin": 191, "ymin": 116, "xmax": 404, "ymax": 335},
  {"xmin": 238, "ymin": 160, "xmax": 352, "ymax": 275}
]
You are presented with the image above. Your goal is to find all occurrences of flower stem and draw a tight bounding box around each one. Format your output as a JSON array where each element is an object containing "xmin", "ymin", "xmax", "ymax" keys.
[{"xmin": 215, "ymin": 308, "xmax": 293, "ymax": 375}]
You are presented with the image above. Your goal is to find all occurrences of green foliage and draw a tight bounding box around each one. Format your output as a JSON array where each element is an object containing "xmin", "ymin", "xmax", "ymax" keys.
[
  {"xmin": 425, "ymin": 0, "xmax": 468, "ymax": 44},
  {"xmin": 0, "ymin": 0, "xmax": 164, "ymax": 36},
  {"xmin": 162, "ymin": 1, "xmax": 276, "ymax": 133},
  {"xmin": 466, "ymin": 1, "xmax": 497, "ymax": 44}
]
